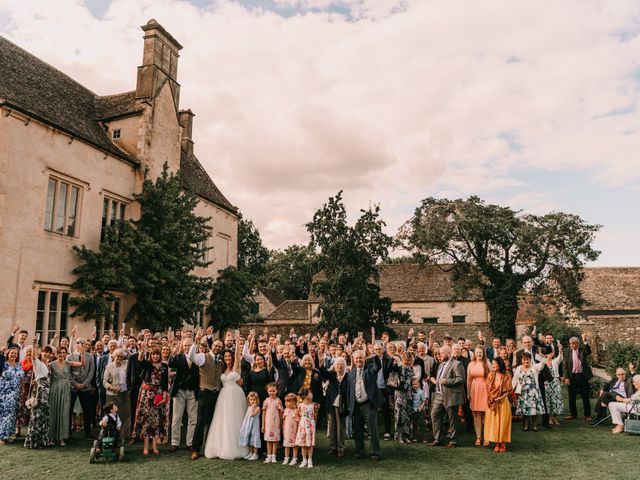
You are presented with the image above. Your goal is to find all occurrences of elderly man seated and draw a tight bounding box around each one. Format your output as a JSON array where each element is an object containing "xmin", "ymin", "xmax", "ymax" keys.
[
  {"xmin": 608, "ymin": 374, "xmax": 640, "ymax": 434},
  {"xmin": 592, "ymin": 365, "xmax": 635, "ymax": 425}
]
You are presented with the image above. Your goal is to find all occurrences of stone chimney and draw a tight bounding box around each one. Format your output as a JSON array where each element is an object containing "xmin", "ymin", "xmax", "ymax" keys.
[
  {"xmin": 178, "ymin": 109, "xmax": 195, "ymax": 156},
  {"xmin": 135, "ymin": 19, "xmax": 182, "ymax": 108}
]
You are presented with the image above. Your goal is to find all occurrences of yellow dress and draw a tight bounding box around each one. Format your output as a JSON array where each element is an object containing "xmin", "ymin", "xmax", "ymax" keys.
[{"xmin": 483, "ymin": 372, "xmax": 512, "ymax": 443}]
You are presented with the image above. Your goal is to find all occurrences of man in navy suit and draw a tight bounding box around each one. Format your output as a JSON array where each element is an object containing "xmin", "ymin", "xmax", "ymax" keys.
[{"xmin": 346, "ymin": 350, "xmax": 383, "ymax": 462}]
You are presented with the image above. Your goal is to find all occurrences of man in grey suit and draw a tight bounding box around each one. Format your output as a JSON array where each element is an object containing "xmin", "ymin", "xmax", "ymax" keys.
[{"xmin": 428, "ymin": 345, "xmax": 465, "ymax": 448}]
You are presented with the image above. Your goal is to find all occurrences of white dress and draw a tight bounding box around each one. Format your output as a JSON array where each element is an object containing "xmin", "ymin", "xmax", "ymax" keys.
[{"xmin": 204, "ymin": 371, "xmax": 249, "ymax": 460}]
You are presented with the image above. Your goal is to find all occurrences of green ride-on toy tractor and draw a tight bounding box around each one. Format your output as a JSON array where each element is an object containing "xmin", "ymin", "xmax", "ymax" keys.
[{"xmin": 89, "ymin": 434, "xmax": 125, "ymax": 463}]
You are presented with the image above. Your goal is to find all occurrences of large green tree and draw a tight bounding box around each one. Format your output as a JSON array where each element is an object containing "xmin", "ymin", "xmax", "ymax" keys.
[
  {"xmin": 237, "ymin": 213, "xmax": 270, "ymax": 282},
  {"xmin": 71, "ymin": 164, "xmax": 213, "ymax": 332},
  {"xmin": 208, "ymin": 266, "xmax": 255, "ymax": 333},
  {"xmin": 264, "ymin": 245, "xmax": 320, "ymax": 300},
  {"xmin": 307, "ymin": 191, "xmax": 410, "ymax": 335},
  {"xmin": 400, "ymin": 196, "xmax": 600, "ymax": 340}
]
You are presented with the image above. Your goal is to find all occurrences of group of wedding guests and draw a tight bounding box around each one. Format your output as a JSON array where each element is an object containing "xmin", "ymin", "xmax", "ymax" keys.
[{"xmin": 1, "ymin": 323, "xmax": 639, "ymax": 466}]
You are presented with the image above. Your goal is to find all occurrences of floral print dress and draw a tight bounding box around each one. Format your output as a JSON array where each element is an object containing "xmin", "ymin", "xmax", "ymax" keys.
[
  {"xmin": 24, "ymin": 360, "xmax": 53, "ymax": 449},
  {"xmin": 544, "ymin": 356, "xmax": 564, "ymax": 415},
  {"xmin": 295, "ymin": 402, "xmax": 316, "ymax": 447},
  {"xmin": 0, "ymin": 362, "xmax": 24, "ymax": 440},
  {"xmin": 392, "ymin": 365, "xmax": 414, "ymax": 441},
  {"xmin": 515, "ymin": 368, "xmax": 545, "ymax": 416},
  {"xmin": 134, "ymin": 361, "xmax": 168, "ymax": 438}
]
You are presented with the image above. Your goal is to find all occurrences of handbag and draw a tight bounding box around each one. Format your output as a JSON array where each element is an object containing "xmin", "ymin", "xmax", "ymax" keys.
[
  {"xmin": 153, "ymin": 393, "xmax": 165, "ymax": 406},
  {"xmin": 386, "ymin": 371, "xmax": 400, "ymax": 389},
  {"xmin": 623, "ymin": 401, "xmax": 640, "ymax": 435},
  {"xmin": 25, "ymin": 378, "xmax": 39, "ymax": 410}
]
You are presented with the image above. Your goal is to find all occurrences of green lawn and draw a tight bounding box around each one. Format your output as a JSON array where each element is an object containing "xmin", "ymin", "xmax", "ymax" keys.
[{"xmin": 1, "ymin": 400, "xmax": 638, "ymax": 480}]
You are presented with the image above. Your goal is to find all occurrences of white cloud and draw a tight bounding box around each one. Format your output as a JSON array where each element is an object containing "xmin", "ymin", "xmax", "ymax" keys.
[{"xmin": 1, "ymin": 0, "xmax": 639, "ymax": 256}]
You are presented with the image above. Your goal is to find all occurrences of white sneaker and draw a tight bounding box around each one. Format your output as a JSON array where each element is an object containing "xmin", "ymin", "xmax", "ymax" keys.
[
  {"xmin": 264, "ymin": 456, "xmax": 272, "ymax": 463},
  {"xmin": 307, "ymin": 460, "xmax": 313, "ymax": 468},
  {"xmin": 249, "ymin": 453, "xmax": 258, "ymax": 461},
  {"xmin": 289, "ymin": 458, "xmax": 298, "ymax": 466},
  {"xmin": 299, "ymin": 459, "xmax": 308, "ymax": 468},
  {"xmin": 282, "ymin": 457, "xmax": 290, "ymax": 465},
  {"xmin": 244, "ymin": 452, "xmax": 252, "ymax": 460}
]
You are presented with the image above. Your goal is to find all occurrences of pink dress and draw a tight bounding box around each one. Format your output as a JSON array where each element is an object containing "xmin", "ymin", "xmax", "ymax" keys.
[
  {"xmin": 262, "ymin": 397, "xmax": 283, "ymax": 442},
  {"xmin": 468, "ymin": 361, "xmax": 489, "ymax": 412},
  {"xmin": 294, "ymin": 402, "xmax": 316, "ymax": 447},
  {"xmin": 282, "ymin": 407, "xmax": 298, "ymax": 447}
]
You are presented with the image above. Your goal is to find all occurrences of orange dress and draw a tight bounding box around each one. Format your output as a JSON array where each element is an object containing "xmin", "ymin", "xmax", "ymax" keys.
[
  {"xmin": 484, "ymin": 372, "xmax": 512, "ymax": 444},
  {"xmin": 467, "ymin": 361, "xmax": 488, "ymax": 412}
]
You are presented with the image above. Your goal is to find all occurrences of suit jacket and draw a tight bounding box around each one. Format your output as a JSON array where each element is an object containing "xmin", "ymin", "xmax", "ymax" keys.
[
  {"xmin": 103, "ymin": 361, "xmax": 129, "ymax": 393},
  {"xmin": 320, "ymin": 367, "xmax": 349, "ymax": 413},
  {"xmin": 563, "ymin": 345, "xmax": 593, "ymax": 379},
  {"xmin": 603, "ymin": 378, "xmax": 634, "ymax": 398},
  {"xmin": 486, "ymin": 347, "xmax": 498, "ymax": 361},
  {"xmin": 345, "ymin": 357, "xmax": 383, "ymax": 413},
  {"xmin": 434, "ymin": 358, "xmax": 465, "ymax": 408},
  {"xmin": 271, "ymin": 351, "xmax": 295, "ymax": 398},
  {"xmin": 96, "ymin": 352, "xmax": 110, "ymax": 390},
  {"xmin": 168, "ymin": 353, "xmax": 200, "ymax": 396},
  {"xmin": 68, "ymin": 352, "xmax": 95, "ymax": 392},
  {"xmin": 126, "ymin": 353, "xmax": 144, "ymax": 390}
]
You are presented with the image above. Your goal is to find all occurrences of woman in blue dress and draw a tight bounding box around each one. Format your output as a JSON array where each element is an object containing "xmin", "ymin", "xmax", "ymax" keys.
[{"xmin": 0, "ymin": 346, "xmax": 24, "ymax": 444}]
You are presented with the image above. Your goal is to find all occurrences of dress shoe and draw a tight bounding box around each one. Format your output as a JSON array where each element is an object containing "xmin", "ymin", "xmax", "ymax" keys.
[
  {"xmin": 564, "ymin": 415, "xmax": 575, "ymax": 420},
  {"xmin": 426, "ymin": 441, "xmax": 440, "ymax": 447},
  {"xmin": 585, "ymin": 416, "xmax": 592, "ymax": 422},
  {"xmin": 191, "ymin": 451, "xmax": 199, "ymax": 460},
  {"xmin": 444, "ymin": 442, "xmax": 457, "ymax": 449},
  {"xmin": 336, "ymin": 450, "xmax": 344, "ymax": 458}
]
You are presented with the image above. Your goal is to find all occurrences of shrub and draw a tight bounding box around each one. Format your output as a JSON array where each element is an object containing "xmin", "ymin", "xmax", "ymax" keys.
[
  {"xmin": 531, "ymin": 308, "xmax": 582, "ymax": 346},
  {"xmin": 603, "ymin": 341, "xmax": 640, "ymax": 376}
]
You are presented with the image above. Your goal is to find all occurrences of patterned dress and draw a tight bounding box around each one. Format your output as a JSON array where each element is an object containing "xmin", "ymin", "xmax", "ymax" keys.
[
  {"xmin": 282, "ymin": 407, "xmax": 298, "ymax": 447},
  {"xmin": 24, "ymin": 363, "xmax": 53, "ymax": 449},
  {"xmin": 134, "ymin": 361, "xmax": 169, "ymax": 438},
  {"xmin": 295, "ymin": 402, "xmax": 316, "ymax": 447},
  {"xmin": 392, "ymin": 365, "xmax": 414, "ymax": 441},
  {"xmin": 262, "ymin": 396, "xmax": 283, "ymax": 442},
  {"xmin": 515, "ymin": 367, "xmax": 545, "ymax": 416},
  {"xmin": 17, "ymin": 362, "xmax": 33, "ymax": 427},
  {"xmin": 0, "ymin": 362, "xmax": 24, "ymax": 440},
  {"xmin": 239, "ymin": 405, "xmax": 261, "ymax": 448},
  {"xmin": 544, "ymin": 357, "xmax": 564, "ymax": 415},
  {"xmin": 49, "ymin": 361, "xmax": 71, "ymax": 442}
]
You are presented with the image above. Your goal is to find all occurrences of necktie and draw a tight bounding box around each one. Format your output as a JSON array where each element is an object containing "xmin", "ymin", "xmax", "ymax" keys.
[{"xmin": 356, "ymin": 368, "xmax": 364, "ymax": 402}]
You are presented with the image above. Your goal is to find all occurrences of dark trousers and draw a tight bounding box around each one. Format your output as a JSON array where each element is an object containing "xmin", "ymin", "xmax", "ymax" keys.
[
  {"xmin": 431, "ymin": 393, "xmax": 459, "ymax": 445},
  {"xmin": 568, "ymin": 373, "xmax": 591, "ymax": 418},
  {"xmin": 595, "ymin": 391, "xmax": 618, "ymax": 418},
  {"xmin": 129, "ymin": 384, "xmax": 141, "ymax": 425},
  {"xmin": 191, "ymin": 389, "xmax": 219, "ymax": 453},
  {"xmin": 70, "ymin": 389, "xmax": 94, "ymax": 435},
  {"xmin": 462, "ymin": 401, "xmax": 474, "ymax": 433},
  {"xmin": 381, "ymin": 388, "xmax": 392, "ymax": 435},
  {"xmin": 353, "ymin": 401, "xmax": 381, "ymax": 459}
]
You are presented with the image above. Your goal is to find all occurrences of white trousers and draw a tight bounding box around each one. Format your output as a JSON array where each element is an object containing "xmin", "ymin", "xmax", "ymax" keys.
[
  {"xmin": 608, "ymin": 401, "xmax": 639, "ymax": 425},
  {"xmin": 171, "ymin": 389, "xmax": 198, "ymax": 447}
]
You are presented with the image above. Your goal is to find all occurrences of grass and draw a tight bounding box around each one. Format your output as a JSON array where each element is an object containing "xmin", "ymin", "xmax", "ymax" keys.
[{"xmin": 1, "ymin": 398, "xmax": 638, "ymax": 480}]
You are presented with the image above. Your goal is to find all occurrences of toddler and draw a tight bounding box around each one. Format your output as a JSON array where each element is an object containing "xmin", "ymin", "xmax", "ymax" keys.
[
  {"xmin": 240, "ymin": 391, "xmax": 261, "ymax": 460},
  {"xmin": 282, "ymin": 393, "xmax": 299, "ymax": 465},
  {"xmin": 262, "ymin": 382, "xmax": 283, "ymax": 463},
  {"xmin": 295, "ymin": 388, "xmax": 318, "ymax": 468}
]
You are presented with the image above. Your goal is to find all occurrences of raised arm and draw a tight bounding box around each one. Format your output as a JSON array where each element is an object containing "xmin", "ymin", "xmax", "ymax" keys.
[{"xmin": 188, "ymin": 342, "xmax": 206, "ymax": 368}]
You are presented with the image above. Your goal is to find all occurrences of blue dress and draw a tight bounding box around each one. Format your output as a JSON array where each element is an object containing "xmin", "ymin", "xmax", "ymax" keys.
[
  {"xmin": 0, "ymin": 362, "xmax": 24, "ymax": 440},
  {"xmin": 239, "ymin": 406, "xmax": 261, "ymax": 448}
]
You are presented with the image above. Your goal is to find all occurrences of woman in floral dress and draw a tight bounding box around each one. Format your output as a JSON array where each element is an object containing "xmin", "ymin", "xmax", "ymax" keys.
[
  {"xmin": 512, "ymin": 352, "xmax": 545, "ymax": 431},
  {"xmin": 389, "ymin": 352, "xmax": 415, "ymax": 443},
  {"xmin": 24, "ymin": 346, "xmax": 54, "ymax": 449},
  {"xmin": 133, "ymin": 347, "xmax": 169, "ymax": 455},
  {"xmin": 0, "ymin": 347, "xmax": 24, "ymax": 444},
  {"xmin": 543, "ymin": 344, "xmax": 564, "ymax": 424}
]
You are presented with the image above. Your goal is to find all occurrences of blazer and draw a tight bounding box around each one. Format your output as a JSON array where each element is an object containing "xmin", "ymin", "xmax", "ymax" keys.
[
  {"xmin": 563, "ymin": 344, "xmax": 593, "ymax": 380},
  {"xmin": 320, "ymin": 367, "xmax": 349, "ymax": 414},
  {"xmin": 96, "ymin": 352, "xmax": 110, "ymax": 390},
  {"xmin": 270, "ymin": 351, "xmax": 295, "ymax": 398},
  {"xmin": 68, "ymin": 352, "xmax": 95, "ymax": 392},
  {"xmin": 126, "ymin": 353, "xmax": 144, "ymax": 389},
  {"xmin": 603, "ymin": 377, "xmax": 634, "ymax": 398},
  {"xmin": 434, "ymin": 358, "xmax": 465, "ymax": 408},
  {"xmin": 168, "ymin": 353, "xmax": 200, "ymax": 396},
  {"xmin": 345, "ymin": 356, "xmax": 383, "ymax": 413},
  {"xmin": 103, "ymin": 361, "xmax": 129, "ymax": 393}
]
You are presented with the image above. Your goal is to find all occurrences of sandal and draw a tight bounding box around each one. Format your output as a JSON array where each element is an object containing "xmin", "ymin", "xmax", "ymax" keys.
[
  {"xmin": 474, "ymin": 439, "xmax": 481, "ymax": 446},
  {"xmin": 499, "ymin": 444, "xmax": 507, "ymax": 452},
  {"xmin": 483, "ymin": 440, "xmax": 490, "ymax": 447}
]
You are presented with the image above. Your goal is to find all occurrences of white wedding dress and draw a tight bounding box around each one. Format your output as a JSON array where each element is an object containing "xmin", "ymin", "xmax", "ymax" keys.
[{"xmin": 203, "ymin": 371, "xmax": 249, "ymax": 460}]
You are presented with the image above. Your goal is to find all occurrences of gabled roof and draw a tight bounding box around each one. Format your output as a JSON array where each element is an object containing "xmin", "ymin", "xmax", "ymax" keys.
[
  {"xmin": 256, "ymin": 288, "xmax": 285, "ymax": 308},
  {"xmin": 0, "ymin": 35, "xmax": 137, "ymax": 164},
  {"xmin": 180, "ymin": 150, "xmax": 237, "ymax": 215},
  {"xmin": 95, "ymin": 91, "xmax": 142, "ymax": 120},
  {"xmin": 265, "ymin": 300, "xmax": 310, "ymax": 322},
  {"xmin": 309, "ymin": 264, "xmax": 483, "ymax": 303},
  {"xmin": 580, "ymin": 267, "xmax": 640, "ymax": 312}
]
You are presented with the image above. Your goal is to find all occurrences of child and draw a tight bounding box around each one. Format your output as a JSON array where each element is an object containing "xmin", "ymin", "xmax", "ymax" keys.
[
  {"xmin": 282, "ymin": 393, "xmax": 299, "ymax": 465},
  {"xmin": 411, "ymin": 378, "xmax": 428, "ymax": 442},
  {"xmin": 97, "ymin": 402, "xmax": 121, "ymax": 452},
  {"xmin": 240, "ymin": 391, "xmax": 261, "ymax": 461},
  {"xmin": 262, "ymin": 382, "xmax": 283, "ymax": 463},
  {"xmin": 295, "ymin": 388, "xmax": 318, "ymax": 469}
]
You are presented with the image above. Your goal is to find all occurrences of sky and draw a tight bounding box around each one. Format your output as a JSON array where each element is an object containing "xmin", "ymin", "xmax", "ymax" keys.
[{"xmin": 1, "ymin": 0, "xmax": 639, "ymax": 265}]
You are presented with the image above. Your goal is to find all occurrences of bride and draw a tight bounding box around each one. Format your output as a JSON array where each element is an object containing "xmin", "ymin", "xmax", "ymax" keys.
[{"xmin": 204, "ymin": 336, "xmax": 249, "ymax": 460}]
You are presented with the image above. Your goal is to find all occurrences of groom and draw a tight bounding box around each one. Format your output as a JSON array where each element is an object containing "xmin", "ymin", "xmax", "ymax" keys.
[{"xmin": 189, "ymin": 334, "xmax": 224, "ymax": 460}]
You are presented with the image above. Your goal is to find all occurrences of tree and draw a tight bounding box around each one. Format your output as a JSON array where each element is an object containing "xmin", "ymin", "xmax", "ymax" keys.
[
  {"xmin": 208, "ymin": 266, "xmax": 254, "ymax": 333},
  {"xmin": 400, "ymin": 196, "xmax": 600, "ymax": 340},
  {"xmin": 71, "ymin": 163, "xmax": 213, "ymax": 332},
  {"xmin": 264, "ymin": 245, "xmax": 320, "ymax": 300},
  {"xmin": 237, "ymin": 213, "xmax": 269, "ymax": 282},
  {"xmin": 307, "ymin": 191, "xmax": 410, "ymax": 336}
]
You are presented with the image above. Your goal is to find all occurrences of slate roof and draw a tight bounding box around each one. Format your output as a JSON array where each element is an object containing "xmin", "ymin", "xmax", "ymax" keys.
[
  {"xmin": 265, "ymin": 300, "xmax": 310, "ymax": 322},
  {"xmin": 95, "ymin": 91, "xmax": 142, "ymax": 120},
  {"xmin": 0, "ymin": 35, "xmax": 137, "ymax": 164},
  {"xmin": 580, "ymin": 267, "xmax": 640, "ymax": 312},
  {"xmin": 180, "ymin": 151, "xmax": 237, "ymax": 214},
  {"xmin": 256, "ymin": 288, "xmax": 285, "ymax": 308},
  {"xmin": 309, "ymin": 264, "xmax": 483, "ymax": 303}
]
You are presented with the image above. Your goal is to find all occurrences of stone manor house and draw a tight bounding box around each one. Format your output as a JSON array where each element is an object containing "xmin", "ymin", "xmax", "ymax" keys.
[{"xmin": 0, "ymin": 20, "xmax": 238, "ymax": 342}]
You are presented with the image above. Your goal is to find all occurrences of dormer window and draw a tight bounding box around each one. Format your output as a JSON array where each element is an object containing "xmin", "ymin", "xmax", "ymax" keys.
[{"xmin": 112, "ymin": 128, "xmax": 121, "ymax": 140}]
